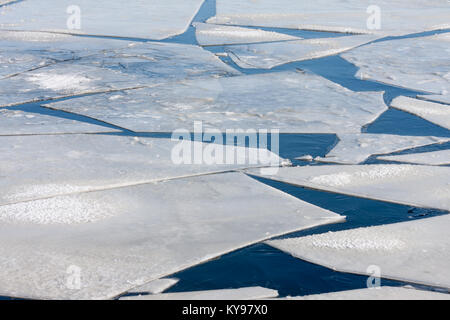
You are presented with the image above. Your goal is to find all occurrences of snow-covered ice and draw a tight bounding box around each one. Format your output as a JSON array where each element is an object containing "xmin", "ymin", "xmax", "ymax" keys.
[
  {"xmin": 341, "ymin": 34, "xmax": 450, "ymax": 95},
  {"xmin": 315, "ymin": 133, "xmax": 449, "ymax": 164},
  {"xmin": 0, "ymin": 0, "xmax": 205, "ymax": 40},
  {"xmin": 194, "ymin": 22, "xmax": 300, "ymax": 46},
  {"xmin": 0, "ymin": 134, "xmax": 284, "ymax": 205},
  {"xmin": 120, "ymin": 287, "xmax": 279, "ymax": 300},
  {"xmin": 281, "ymin": 287, "xmax": 450, "ymax": 300},
  {"xmin": 126, "ymin": 278, "xmax": 179, "ymax": 295},
  {"xmin": 209, "ymin": 0, "xmax": 450, "ymax": 36},
  {"xmin": 45, "ymin": 71, "xmax": 387, "ymax": 133},
  {"xmin": 378, "ymin": 149, "xmax": 450, "ymax": 166},
  {"xmin": 267, "ymin": 214, "xmax": 450, "ymax": 290},
  {"xmin": 391, "ymin": 97, "xmax": 450, "ymax": 131},
  {"xmin": 227, "ymin": 35, "xmax": 378, "ymax": 69},
  {"xmin": 248, "ymin": 165, "xmax": 450, "ymax": 211},
  {"xmin": 0, "ymin": 172, "xmax": 344, "ymax": 299}
]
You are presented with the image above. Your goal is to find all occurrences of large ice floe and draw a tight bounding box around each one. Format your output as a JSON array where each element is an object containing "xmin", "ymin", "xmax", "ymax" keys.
[
  {"xmin": 341, "ymin": 34, "xmax": 450, "ymax": 97},
  {"xmin": 267, "ymin": 214, "xmax": 450, "ymax": 290},
  {"xmin": 281, "ymin": 287, "xmax": 450, "ymax": 300},
  {"xmin": 45, "ymin": 71, "xmax": 387, "ymax": 133},
  {"xmin": 315, "ymin": 133, "xmax": 449, "ymax": 164},
  {"xmin": 0, "ymin": 41, "xmax": 239, "ymax": 107},
  {"xmin": 120, "ymin": 287, "xmax": 279, "ymax": 300},
  {"xmin": 0, "ymin": 0, "xmax": 204, "ymax": 40},
  {"xmin": 0, "ymin": 134, "xmax": 285, "ymax": 205},
  {"xmin": 378, "ymin": 149, "xmax": 450, "ymax": 166},
  {"xmin": 126, "ymin": 278, "xmax": 179, "ymax": 295},
  {"xmin": 0, "ymin": 172, "xmax": 344, "ymax": 299},
  {"xmin": 208, "ymin": 0, "xmax": 450, "ymax": 36},
  {"xmin": 227, "ymin": 35, "xmax": 378, "ymax": 69},
  {"xmin": 194, "ymin": 22, "xmax": 300, "ymax": 46},
  {"xmin": 390, "ymin": 97, "xmax": 450, "ymax": 131},
  {"xmin": 248, "ymin": 165, "xmax": 450, "ymax": 211}
]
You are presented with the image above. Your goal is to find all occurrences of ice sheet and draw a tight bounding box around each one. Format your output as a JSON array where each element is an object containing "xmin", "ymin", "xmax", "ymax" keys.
[
  {"xmin": 227, "ymin": 35, "xmax": 378, "ymax": 69},
  {"xmin": 248, "ymin": 165, "xmax": 450, "ymax": 211},
  {"xmin": 194, "ymin": 22, "xmax": 300, "ymax": 46},
  {"xmin": 0, "ymin": 42, "xmax": 239, "ymax": 107},
  {"xmin": 268, "ymin": 214, "xmax": 450, "ymax": 289},
  {"xmin": 0, "ymin": 172, "xmax": 344, "ymax": 299},
  {"xmin": 45, "ymin": 71, "xmax": 387, "ymax": 133},
  {"xmin": 0, "ymin": 0, "xmax": 205, "ymax": 40},
  {"xmin": 316, "ymin": 133, "xmax": 449, "ymax": 164},
  {"xmin": 0, "ymin": 134, "xmax": 284, "ymax": 205},
  {"xmin": 120, "ymin": 287, "xmax": 278, "ymax": 300},
  {"xmin": 0, "ymin": 107, "xmax": 118, "ymax": 135},
  {"xmin": 390, "ymin": 97, "xmax": 450, "ymax": 131},
  {"xmin": 418, "ymin": 95, "xmax": 450, "ymax": 105},
  {"xmin": 209, "ymin": 0, "xmax": 450, "ymax": 36},
  {"xmin": 378, "ymin": 150, "xmax": 450, "ymax": 166},
  {"xmin": 342, "ymin": 34, "xmax": 450, "ymax": 95},
  {"xmin": 126, "ymin": 278, "xmax": 179, "ymax": 295},
  {"xmin": 282, "ymin": 287, "xmax": 450, "ymax": 300}
]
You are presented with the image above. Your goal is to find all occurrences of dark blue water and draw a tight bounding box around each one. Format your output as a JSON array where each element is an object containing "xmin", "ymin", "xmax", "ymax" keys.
[{"xmin": 4, "ymin": 0, "xmax": 449, "ymax": 299}]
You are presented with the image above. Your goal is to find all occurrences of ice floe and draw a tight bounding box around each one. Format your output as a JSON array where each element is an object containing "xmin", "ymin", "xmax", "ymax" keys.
[
  {"xmin": 248, "ymin": 165, "xmax": 450, "ymax": 211},
  {"xmin": 390, "ymin": 97, "xmax": 450, "ymax": 131},
  {"xmin": 0, "ymin": 172, "xmax": 344, "ymax": 299},
  {"xmin": 126, "ymin": 278, "xmax": 179, "ymax": 295},
  {"xmin": 227, "ymin": 35, "xmax": 378, "ymax": 69},
  {"xmin": 209, "ymin": 0, "xmax": 450, "ymax": 36},
  {"xmin": 0, "ymin": 41, "xmax": 238, "ymax": 107},
  {"xmin": 341, "ymin": 34, "xmax": 450, "ymax": 95},
  {"xmin": 120, "ymin": 287, "xmax": 278, "ymax": 300},
  {"xmin": 378, "ymin": 149, "xmax": 450, "ymax": 166},
  {"xmin": 0, "ymin": 0, "xmax": 205, "ymax": 40},
  {"xmin": 267, "ymin": 214, "xmax": 450, "ymax": 289},
  {"xmin": 0, "ymin": 134, "xmax": 284, "ymax": 205},
  {"xmin": 315, "ymin": 133, "xmax": 449, "ymax": 164},
  {"xmin": 281, "ymin": 287, "xmax": 450, "ymax": 300},
  {"xmin": 194, "ymin": 22, "xmax": 300, "ymax": 46},
  {"xmin": 45, "ymin": 71, "xmax": 387, "ymax": 133}
]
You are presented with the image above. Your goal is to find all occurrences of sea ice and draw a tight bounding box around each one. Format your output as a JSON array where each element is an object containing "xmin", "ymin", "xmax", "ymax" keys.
[
  {"xmin": 0, "ymin": 0, "xmax": 205, "ymax": 40},
  {"xmin": 0, "ymin": 172, "xmax": 344, "ymax": 299},
  {"xmin": 194, "ymin": 22, "xmax": 300, "ymax": 46},
  {"xmin": 120, "ymin": 287, "xmax": 278, "ymax": 300},
  {"xmin": 126, "ymin": 278, "xmax": 179, "ymax": 295},
  {"xmin": 378, "ymin": 149, "xmax": 450, "ymax": 166},
  {"xmin": 390, "ymin": 97, "xmax": 450, "ymax": 131},
  {"xmin": 267, "ymin": 214, "xmax": 450, "ymax": 289},
  {"xmin": 0, "ymin": 134, "xmax": 284, "ymax": 205},
  {"xmin": 227, "ymin": 35, "xmax": 378, "ymax": 69},
  {"xmin": 281, "ymin": 287, "xmax": 450, "ymax": 300},
  {"xmin": 315, "ymin": 133, "xmax": 449, "ymax": 164},
  {"xmin": 248, "ymin": 165, "xmax": 450, "ymax": 211},
  {"xmin": 45, "ymin": 71, "xmax": 387, "ymax": 133},
  {"xmin": 209, "ymin": 0, "xmax": 450, "ymax": 36},
  {"xmin": 341, "ymin": 34, "xmax": 450, "ymax": 95}
]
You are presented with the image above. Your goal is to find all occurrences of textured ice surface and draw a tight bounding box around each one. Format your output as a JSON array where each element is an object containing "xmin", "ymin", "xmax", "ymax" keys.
[
  {"xmin": 209, "ymin": 0, "xmax": 450, "ymax": 36},
  {"xmin": 227, "ymin": 35, "xmax": 378, "ymax": 69},
  {"xmin": 419, "ymin": 94, "xmax": 450, "ymax": 105},
  {"xmin": 0, "ymin": 30, "xmax": 129, "ymax": 79},
  {"xmin": 45, "ymin": 71, "xmax": 387, "ymax": 133},
  {"xmin": 391, "ymin": 97, "xmax": 450, "ymax": 131},
  {"xmin": 282, "ymin": 287, "xmax": 450, "ymax": 300},
  {"xmin": 0, "ymin": 108, "xmax": 118, "ymax": 135},
  {"xmin": 0, "ymin": 41, "xmax": 238, "ymax": 107},
  {"xmin": 249, "ymin": 165, "xmax": 450, "ymax": 211},
  {"xmin": 378, "ymin": 149, "xmax": 450, "ymax": 166},
  {"xmin": 194, "ymin": 22, "xmax": 300, "ymax": 46},
  {"xmin": 120, "ymin": 287, "xmax": 279, "ymax": 300},
  {"xmin": 0, "ymin": 172, "xmax": 344, "ymax": 299},
  {"xmin": 316, "ymin": 133, "xmax": 449, "ymax": 164},
  {"xmin": 268, "ymin": 214, "xmax": 450, "ymax": 289},
  {"xmin": 0, "ymin": 0, "xmax": 204, "ymax": 40},
  {"xmin": 126, "ymin": 278, "xmax": 179, "ymax": 295},
  {"xmin": 342, "ymin": 34, "xmax": 450, "ymax": 95},
  {"xmin": 0, "ymin": 134, "xmax": 284, "ymax": 206}
]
